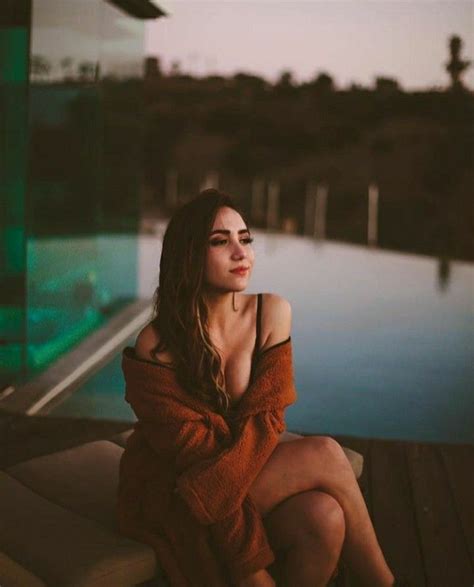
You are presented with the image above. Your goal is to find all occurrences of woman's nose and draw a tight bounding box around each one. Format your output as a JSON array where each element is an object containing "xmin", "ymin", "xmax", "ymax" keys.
[{"xmin": 231, "ymin": 241, "xmax": 246, "ymax": 258}]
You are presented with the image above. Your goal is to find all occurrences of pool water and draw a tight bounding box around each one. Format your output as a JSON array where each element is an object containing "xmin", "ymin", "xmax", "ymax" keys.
[{"xmin": 50, "ymin": 228, "xmax": 474, "ymax": 444}]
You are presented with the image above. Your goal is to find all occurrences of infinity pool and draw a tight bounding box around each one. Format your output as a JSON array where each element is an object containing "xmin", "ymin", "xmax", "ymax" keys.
[{"xmin": 50, "ymin": 228, "xmax": 474, "ymax": 444}]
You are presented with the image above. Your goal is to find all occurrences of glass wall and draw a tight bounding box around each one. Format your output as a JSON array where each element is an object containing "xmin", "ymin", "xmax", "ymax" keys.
[
  {"xmin": 1, "ymin": 0, "xmax": 155, "ymax": 388},
  {"xmin": 0, "ymin": 1, "xmax": 30, "ymax": 386}
]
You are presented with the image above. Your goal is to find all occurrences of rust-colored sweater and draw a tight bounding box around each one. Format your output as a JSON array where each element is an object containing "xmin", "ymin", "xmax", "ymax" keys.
[{"xmin": 117, "ymin": 337, "xmax": 297, "ymax": 587}]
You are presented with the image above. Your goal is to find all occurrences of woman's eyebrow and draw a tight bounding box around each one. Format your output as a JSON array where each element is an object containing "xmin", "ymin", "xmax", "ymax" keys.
[{"xmin": 209, "ymin": 228, "xmax": 250, "ymax": 236}]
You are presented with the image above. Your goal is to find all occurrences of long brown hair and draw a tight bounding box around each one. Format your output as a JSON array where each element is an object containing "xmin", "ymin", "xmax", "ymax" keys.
[{"xmin": 150, "ymin": 188, "xmax": 250, "ymax": 415}]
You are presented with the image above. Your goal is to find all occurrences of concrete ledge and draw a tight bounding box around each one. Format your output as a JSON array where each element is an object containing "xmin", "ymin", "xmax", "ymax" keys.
[{"xmin": 1, "ymin": 299, "xmax": 152, "ymax": 416}]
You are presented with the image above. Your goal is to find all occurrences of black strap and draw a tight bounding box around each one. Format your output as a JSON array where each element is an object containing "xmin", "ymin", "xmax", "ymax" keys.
[
  {"xmin": 249, "ymin": 293, "xmax": 262, "ymax": 382},
  {"xmin": 255, "ymin": 292, "xmax": 262, "ymax": 352}
]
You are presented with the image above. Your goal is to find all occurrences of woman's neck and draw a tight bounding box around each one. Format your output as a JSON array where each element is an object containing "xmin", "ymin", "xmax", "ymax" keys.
[{"xmin": 205, "ymin": 291, "xmax": 241, "ymax": 333}]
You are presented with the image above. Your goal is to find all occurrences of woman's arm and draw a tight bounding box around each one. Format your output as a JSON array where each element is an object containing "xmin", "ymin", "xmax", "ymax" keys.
[
  {"xmin": 175, "ymin": 408, "xmax": 288, "ymax": 524},
  {"xmin": 130, "ymin": 384, "xmax": 292, "ymax": 525},
  {"xmin": 128, "ymin": 354, "xmax": 296, "ymax": 526}
]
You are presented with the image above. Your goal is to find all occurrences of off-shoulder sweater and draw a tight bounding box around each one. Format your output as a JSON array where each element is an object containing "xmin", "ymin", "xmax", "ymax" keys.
[{"xmin": 116, "ymin": 327, "xmax": 297, "ymax": 587}]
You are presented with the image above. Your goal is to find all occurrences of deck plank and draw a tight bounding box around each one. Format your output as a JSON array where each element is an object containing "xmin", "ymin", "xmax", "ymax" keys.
[
  {"xmin": 406, "ymin": 442, "xmax": 473, "ymax": 586},
  {"xmin": 370, "ymin": 439, "xmax": 426, "ymax": 586},
  {"xmin": 439, "ymin": 444, "xmax": 474, "ymax": 566}
]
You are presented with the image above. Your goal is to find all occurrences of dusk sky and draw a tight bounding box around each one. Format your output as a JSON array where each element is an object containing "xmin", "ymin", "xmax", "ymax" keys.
[{"xmin": 145, "ymin": 1, "xmax": 473, "ymax": 91}]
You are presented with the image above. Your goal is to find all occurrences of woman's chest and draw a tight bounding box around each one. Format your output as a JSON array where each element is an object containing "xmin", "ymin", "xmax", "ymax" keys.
[
  {"xmin": 221, "ymin": 349, "xmax": 255, "ymax": 405},
  {"xmin": 211, "ymin": 318, "xmax": 257, "ymax": 405}
]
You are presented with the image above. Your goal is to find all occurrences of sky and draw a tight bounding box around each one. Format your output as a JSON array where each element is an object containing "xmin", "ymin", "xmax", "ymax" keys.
[{"xmin": 145, "ymin": 1, "xmax": 473, "ymax": 91}]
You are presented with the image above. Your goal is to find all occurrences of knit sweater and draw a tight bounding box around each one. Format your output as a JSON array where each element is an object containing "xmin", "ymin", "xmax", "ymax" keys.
[{"xmin": 116, "ymin": 337, "xmax": 297, "ymax": 586}]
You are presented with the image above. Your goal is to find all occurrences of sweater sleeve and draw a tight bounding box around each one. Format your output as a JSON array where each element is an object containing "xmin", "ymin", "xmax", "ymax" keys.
[
  {"xmin": 175, "ymin": 408, "xmax": 286, "ymax": 525},
  {"xmin": 137, "ymin": 409, "xmax": 280, "ymax": 583}
]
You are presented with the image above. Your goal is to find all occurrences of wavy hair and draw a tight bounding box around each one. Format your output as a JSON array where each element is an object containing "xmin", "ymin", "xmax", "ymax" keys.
[{"xmin": 150, "ymin": 188, "xmax": 250, "ymax": 415}]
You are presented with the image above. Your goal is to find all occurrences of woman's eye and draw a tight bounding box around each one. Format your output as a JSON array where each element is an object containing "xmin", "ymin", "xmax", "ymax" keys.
[{"xmin": 209, "ymin": 237, "xmax": 254, "ymax": 247}]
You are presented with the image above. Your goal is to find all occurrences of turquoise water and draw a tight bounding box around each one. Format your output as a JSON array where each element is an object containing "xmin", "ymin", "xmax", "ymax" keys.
[{"xmin": 50, "ymin": 228, "xmax": 474, "ymax": 444}]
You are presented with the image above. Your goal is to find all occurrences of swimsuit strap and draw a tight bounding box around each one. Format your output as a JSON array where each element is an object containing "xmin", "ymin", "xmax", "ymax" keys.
[
  {"xmin": 249, "ymin": 293, "xmax": 262, "ymax": 382},
  {"xmin": 256, "ymin": 292, "xmax": 262, "ymax": 352}
]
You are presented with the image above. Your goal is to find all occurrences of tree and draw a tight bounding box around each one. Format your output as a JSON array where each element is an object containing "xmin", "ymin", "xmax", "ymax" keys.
[
  {"xmin": 170, "ymin": 60, "xmax": 181, "ymax": 76},
  {"xmin": 30, "ymin": 55, "xmax": 51, "ymax": 81},
  {"xmin": 445, "ymin": 35, "xmax": 471, "ymax": 92},
  {"xmin": 77, "ymin": 61, "xmax": 96, "ymax": 82},
  {"xmin": 375, "ymin": 76, "xmax": 401, "ymax": 94},
  {"xmin": 60, "ymin": 57, "xmax": 74, "ymax": 80},
  {"xmin": 310, "ymin": 71, "xmax": 334, "ymax": 93},
  {"xmin": 276, "ymin": 70, "xmax": 295, "ymax": 89}
]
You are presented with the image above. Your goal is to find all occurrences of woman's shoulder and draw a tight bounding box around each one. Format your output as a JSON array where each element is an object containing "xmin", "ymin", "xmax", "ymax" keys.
[
  {"xmin": 134, "ymin": 322, "xmax": 174, "ymax": 366},
  {"xmin": 259, "ymin": 293, "xmax": 292, "ymax": 352},
  {"xmin": 134, "ymin": 294, "xmax": 292, "ymax": 360}
]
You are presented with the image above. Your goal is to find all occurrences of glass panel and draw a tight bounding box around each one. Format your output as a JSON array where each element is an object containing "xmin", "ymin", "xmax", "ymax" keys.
[
  {"xmin": 26, "ymin": 0, "xmax": 103, "ymax": 375},
  {"xmin": 0, "ymin": 2, "xmax": 29, "ymax": 386},
  {"xmin": 1, "ymin": 0, "xmax": 145, "ymax": 387}
]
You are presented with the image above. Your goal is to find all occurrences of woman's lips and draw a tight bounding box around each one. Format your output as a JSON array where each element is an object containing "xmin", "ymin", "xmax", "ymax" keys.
[{"xmin": 230, "ymin": 268, "xmax": 249, "ymax": 276}]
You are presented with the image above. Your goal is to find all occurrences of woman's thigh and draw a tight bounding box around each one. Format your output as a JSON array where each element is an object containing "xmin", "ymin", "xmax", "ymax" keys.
[{"xmin": 249, "ymin": 435, "xmax": 354, "ymax": 517}]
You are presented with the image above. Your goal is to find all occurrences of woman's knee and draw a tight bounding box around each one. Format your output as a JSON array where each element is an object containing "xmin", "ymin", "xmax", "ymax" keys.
[
  {"xmin": 304, "ymin": 491, "xmax": 346, "ymax": 542},
  {"xmin": 249, "ymin": 435, "xmax": 356, "ymax": 517},
  {"xmin": 308, "ymin": 436, "xmax": 356, "ymax": 478}
]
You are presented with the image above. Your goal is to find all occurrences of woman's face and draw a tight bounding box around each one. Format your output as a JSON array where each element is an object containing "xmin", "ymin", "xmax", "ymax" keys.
[{"xmin": 204, "ymin": 206, "xmax": 255, "ymax": 293}]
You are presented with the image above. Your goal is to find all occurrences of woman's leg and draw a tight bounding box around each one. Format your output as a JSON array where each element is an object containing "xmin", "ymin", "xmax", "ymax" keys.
[
  {"xmin": 236, "ymin": 489, "xmax": 345, "ymax": 587},
  {"xmin": 264, "ymin": 490, "xmax": 345, "ymax": 587},
  {"xmin": 248, "ymin": 435, "xmax": 395, "ymax": 587}
]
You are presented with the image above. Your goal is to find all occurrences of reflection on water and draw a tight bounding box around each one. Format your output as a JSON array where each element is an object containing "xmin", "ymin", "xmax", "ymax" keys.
[
  {"xmin": 52, "ymin": 227, "xmax": 474, "ymax": 444},
  {"xmin": 438, "ymin": 256, "xmax": 451, "ymax": 292}
]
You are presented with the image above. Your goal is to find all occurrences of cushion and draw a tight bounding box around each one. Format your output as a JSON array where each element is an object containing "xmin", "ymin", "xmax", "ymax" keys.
[
  {"xmin": 341, "ymin": 446, "xmax": 364, "ymax": 479},
  {"xmin": 0, "ymin": 550, "xmax": 46, "ymax": 587},
  {"xmin": 0, "ymin": 433, "xmax": 362, "ymax": 586},
  {"xmin": 7, "ymin": 441, "xmax": 125, "ymax": 530},
  {"xmin": 0, "ymin": 470, "xmax": 157, "ymax": 586}
]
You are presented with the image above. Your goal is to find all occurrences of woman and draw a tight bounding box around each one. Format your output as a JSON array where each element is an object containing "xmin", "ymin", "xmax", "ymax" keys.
[{"xmin": 119, "ymin": 188, "xmax": 398, "ymax": 587}]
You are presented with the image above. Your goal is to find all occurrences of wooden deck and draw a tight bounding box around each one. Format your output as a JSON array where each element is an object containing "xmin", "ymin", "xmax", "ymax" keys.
[
  {"xmin": 332, "ymin": 434, "xmax": 474, "ymax": 587},
  {"xmin": 1, "ymin": 411, "xmax": 473, "ymax": 586}
]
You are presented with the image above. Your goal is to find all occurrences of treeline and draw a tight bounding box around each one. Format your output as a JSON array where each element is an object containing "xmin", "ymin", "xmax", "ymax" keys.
[{"xmin": 140, "ymin": 71, "xmax": 473, "ymax": 262}]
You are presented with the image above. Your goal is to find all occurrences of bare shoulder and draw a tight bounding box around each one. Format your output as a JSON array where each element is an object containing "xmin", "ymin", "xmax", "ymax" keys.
[
  {"xmin": 260, "ymin": 293, "xmax": 292, "ymax": 352},
  {"xmin": 134, "ymin": 322, "xmax": 173, "ymax": 365},
  {"xmin": 134, "ymin": 323, "xmax": 159, "ymax": 362}
]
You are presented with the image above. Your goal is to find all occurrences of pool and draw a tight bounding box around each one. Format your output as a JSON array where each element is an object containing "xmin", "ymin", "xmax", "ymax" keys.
[{"xmin": 50, "ymin": 227, "xmax": 474, "ymax": 444}]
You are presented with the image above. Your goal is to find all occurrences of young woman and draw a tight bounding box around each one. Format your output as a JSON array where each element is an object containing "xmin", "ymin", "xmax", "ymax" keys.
[{"xmin": 130, "ymin": 188, "xmax": 397, "ymax": 587}]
